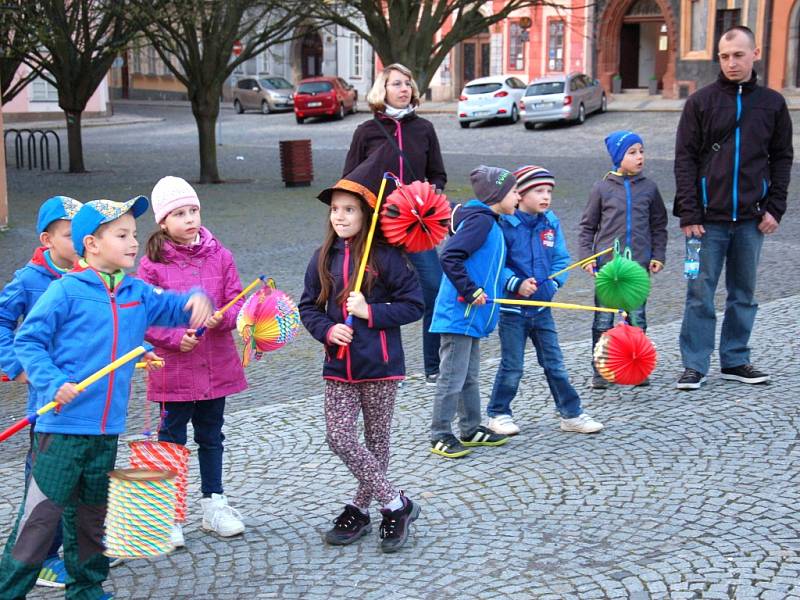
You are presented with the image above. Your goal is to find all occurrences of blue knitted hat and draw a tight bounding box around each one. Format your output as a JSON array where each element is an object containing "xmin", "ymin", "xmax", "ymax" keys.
[{"xmin": 605, "ymin": 130, "xmax": 644, "ymax": 168}]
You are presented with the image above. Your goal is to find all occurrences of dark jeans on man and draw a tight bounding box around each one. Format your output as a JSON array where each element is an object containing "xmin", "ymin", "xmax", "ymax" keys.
[
  {"xmin": 679, "ymin": 219, "xmax": 764, "ymax": 375},
  {"xmin": 489, "ymin": 309, "xmax": 582, "ymax": 419},
  {"xmin": 408, "ymin": 248, "xmax": 442, "ymax": 377},
  {"xmin": 159, "ymin": 397, "xmax": 226, "ymax": 497}
]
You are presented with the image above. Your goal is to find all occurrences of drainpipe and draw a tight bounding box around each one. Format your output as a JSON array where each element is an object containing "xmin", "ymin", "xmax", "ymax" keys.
[{"xmin": 763, "ymin": 0, "xmax": 773, "ymax": 87}]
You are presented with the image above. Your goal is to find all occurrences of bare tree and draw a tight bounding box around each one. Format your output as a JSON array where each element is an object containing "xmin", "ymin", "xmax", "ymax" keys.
[
  {"xmin": 0, "ymin": 1, "xmax": 41, "ymax": 105},
  {"xmin": 3, "ymin": 1, "xmax": 139, "ymax": 172},
  {"xmin": 311, "ymin": 0, "xmax": 570, "ymax": 94},
  {"xmin": 130, "ymin": 0, "xmax": 310, "ymax": 183}
]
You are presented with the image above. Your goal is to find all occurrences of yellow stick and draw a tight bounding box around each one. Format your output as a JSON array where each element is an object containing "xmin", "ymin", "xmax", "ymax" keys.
[
  {"xmin": 353, "ymin": 176, "xmax": 389, "ymax": 293},
  {"xmin": 490, "ymin": 297, "xmax": 624, "ymax": 316},
  {"xmin": 214, "ymin": 276, "xmax": 265, "ymax": 318},
  {"xmin": 135, "ymin": 360, "xmax": 164, "ymax": 369},
  {"xmin": 36, "ymin": 345, "xmax": 149, "ymax": 417},
  {"xmin": 548, "ymin": 247, "xmax": 613, "ymax": 280}
]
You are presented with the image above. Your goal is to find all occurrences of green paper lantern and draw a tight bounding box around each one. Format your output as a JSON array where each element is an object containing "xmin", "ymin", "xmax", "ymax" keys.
[{"xmin": 595, "ymin": 253, "xmax": 651, "ymax": 313}]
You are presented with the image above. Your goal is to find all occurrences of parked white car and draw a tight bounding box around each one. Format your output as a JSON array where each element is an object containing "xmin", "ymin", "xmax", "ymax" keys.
[
  {"xmin": 457, "ymin": 75, "xmax": 527, "ymax": 128},
  {"xmin": 520, "ymin": 73, "xmax": 606, "ymax": 129}
]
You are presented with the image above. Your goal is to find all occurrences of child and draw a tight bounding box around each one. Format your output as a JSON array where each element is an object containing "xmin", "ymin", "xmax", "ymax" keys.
[
  {"xmin": 487, "ymin": 166, "xmax": 604, "ymax": 436},
  {"xmin": 0, "ymin": 196, "xmax": 82, "ymax": 590},
  {"xmin": 428, "ymin": 165, "xmax": 519, "ymax": 459},
  {"xmin": 578, "ymin": 131, "xmax": 668, "ymax": 389},
  {"xmin": 0, "ymin": 197, "xmax": 212, "ymax": 600},
  {"xmin": 137, "ymin": 176, "xmax": 248, "ymax": 547},
  {"xmin": 298, "ymin": 157, "xmax": 425, "ymax": 554}
]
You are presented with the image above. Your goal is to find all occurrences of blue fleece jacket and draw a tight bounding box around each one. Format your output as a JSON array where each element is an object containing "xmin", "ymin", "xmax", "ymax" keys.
[
  {"xmin": 0, "ymin": 248, "xmax": 65, "ymax": 385},
  {"xmin": 499, "ymin": 209, "xmax": 571, "ymax": 315},
  {"xmin": 14, "ymin": 267, "xmax": 193, "ymax": 435},
  {"xmin": 430, "ymin": 200, "xmax": 514, "ymax": 338}
]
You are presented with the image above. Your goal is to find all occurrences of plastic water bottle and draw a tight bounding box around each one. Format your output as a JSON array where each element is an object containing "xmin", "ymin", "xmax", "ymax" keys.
[{"xmin": 684, "ymin": 237, "xmax": 701, "ymax": 279}]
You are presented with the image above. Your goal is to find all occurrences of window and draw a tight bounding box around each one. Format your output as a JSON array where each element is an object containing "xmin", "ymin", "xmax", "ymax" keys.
[
  {"xmin": 525, "ymin": 81, "xmax": 564, "ymax": 96},
  {"xmin": 570, "ymin": 76, "xmax": 585, "ymax": 91},
  {"xmin": 508, "ymin": 22, "xmax": 524, "ymax": 70},
  {"xmin": 297, "ymin": 81, "xmax": 333, "ymax": 94},
  {"xmin": 30, "ymin": 76, "xmax": 58, "ymax": 102},
  {"xmin": 464, "ymin": 82, "xmax": 502, "ymax": 95},
  {"xmin": 237, "ymin": 79, "xmax": 254, "ymax": 90},
  {"xmin": 132, "ymin": 47, "xmax": 142, "ymax": 73},
  {"xmin": 548, "ymin": 21, "xmax": 565, "ymax": 72},
  {"xmin": 351, "ymin": 34, "xmax": 362, "ymax": 78},
  {"xmin": 713, "ymin": 9, "xmax": 740, "ymax": 62},
  {"xmin": 146, "ymin": 46, "xmax": 157, "ymax": 75}
]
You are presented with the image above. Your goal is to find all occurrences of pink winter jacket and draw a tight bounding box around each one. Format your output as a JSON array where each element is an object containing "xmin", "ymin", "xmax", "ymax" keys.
[{"xmin": 136, "ymin": 227, "xmax": 248, "ymax": 402}]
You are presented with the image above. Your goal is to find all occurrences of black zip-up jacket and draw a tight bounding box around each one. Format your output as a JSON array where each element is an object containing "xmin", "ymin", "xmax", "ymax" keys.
[
  {"xmin": 673, "ymin": 72, "xmax": 793, "ymax": 227},
  {"xmin": 343, "ymin": 112, "xmax": 447, "ymax": 192}
]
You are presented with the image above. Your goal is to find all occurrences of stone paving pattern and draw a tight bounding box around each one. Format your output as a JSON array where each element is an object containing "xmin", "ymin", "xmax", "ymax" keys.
[{"xmin": 1, "ymin": 107, "xmax": 799, "ymax": 598}]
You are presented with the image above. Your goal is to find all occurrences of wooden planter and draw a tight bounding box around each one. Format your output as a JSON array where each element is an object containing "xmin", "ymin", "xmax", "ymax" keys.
[{"xmin": 279, "ymin": 139, "xmax": 313, "ymax": 187}]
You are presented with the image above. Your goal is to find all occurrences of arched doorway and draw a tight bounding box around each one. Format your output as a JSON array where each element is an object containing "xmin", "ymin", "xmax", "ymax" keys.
[
  {"xmin": 597, "ymin": 0, "xmax": 677, "ymax": 97},
  {"xmin": 300, "ymin": 30, "xmax": 323, "ymax": 79}
]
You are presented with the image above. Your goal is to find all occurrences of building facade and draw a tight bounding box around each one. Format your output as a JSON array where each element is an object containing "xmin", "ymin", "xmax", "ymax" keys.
[{"xmin": 767, "ymin": 0, "xmax": 800, "ymax": 91}]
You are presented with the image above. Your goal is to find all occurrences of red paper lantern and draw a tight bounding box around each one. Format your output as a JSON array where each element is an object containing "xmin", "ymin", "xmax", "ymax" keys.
[
  {"xmin": 380, "ymin": 181, "xmax": 450, "ymax": 253},
  {"xmin": 593, "ymin": 323, "xmax": 657, "ymax": 385}
]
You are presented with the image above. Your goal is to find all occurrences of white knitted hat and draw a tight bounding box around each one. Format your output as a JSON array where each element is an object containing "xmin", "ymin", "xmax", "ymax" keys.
[{"xmin": 151, "ymin": 176, "xmax": 201, "ymax": 223}]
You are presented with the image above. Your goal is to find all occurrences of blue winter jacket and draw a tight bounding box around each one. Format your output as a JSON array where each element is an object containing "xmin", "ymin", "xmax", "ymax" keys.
[
  {"xmin": 0, "ymin": 247, "xmax": 64, "ymax": 385},
  {"xmin": 14, "ymin": 267, "xmax": 193, "ymax": 435},
  {"xmin": 430, "ymin": 200, "xmax": 514, "ymax": 338},
  {"xmin": 299, "ymin": 239, "xmax": 424, "ymax": 382},
  {"xmin": 499, "ymin": 209, "xmax": 571, "ymax": 316}
]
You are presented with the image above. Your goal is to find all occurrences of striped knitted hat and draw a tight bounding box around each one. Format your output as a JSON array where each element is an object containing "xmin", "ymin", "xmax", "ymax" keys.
[{"xmin": 513, "ymin": 165, "xmax": 555, "ymax": 195}]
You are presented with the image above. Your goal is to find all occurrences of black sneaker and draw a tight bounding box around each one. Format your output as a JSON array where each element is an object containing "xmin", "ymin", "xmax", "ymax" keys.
[
  {"xmin": 430, "ymin": 434, "xmax": 471, "ymax": 458},
  {"xmin": 323, "ymin": 504, "xmax": 371, "ymax": 546},
  {"xmin": 721, "ymin": 365, "xmax": 769, "ymax": 385},
  {"xmin": 592, "ymin": 373, "xmax": 609, "ymax": 389},
  {"xmin": 635, "ymin": 377, "xmax": 651, "ymax": 387},
  {"xmin": 460, "ymin": 425, "xmax": 509, "ymax": 447},
  {"xmin": 676, "ymin": 368, "xmax": 707, "ymax": 390},
  {"xmin": 424, "ymin": 373, "xmax": 439, "ymax": 385},
  {"xmin": 379, "ymin": 493, "xmax": 420, "ymax": 554}
]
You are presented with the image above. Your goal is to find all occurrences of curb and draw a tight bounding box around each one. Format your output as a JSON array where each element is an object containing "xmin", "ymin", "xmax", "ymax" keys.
[{"xmin": 3, "ymin": 117, "xmax": 165, "ymax": 133}]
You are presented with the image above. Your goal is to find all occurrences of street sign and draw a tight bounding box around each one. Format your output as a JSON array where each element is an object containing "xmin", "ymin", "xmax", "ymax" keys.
[{"xmin": 232, "ymin": 40, "xmax": 243, "ymax": 57}]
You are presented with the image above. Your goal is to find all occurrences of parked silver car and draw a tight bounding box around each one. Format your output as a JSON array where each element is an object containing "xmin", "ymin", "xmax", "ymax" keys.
[
  {"xmin": 233, "ymin": 77, "xmax": 294, "ymax": 114},
  {"xmin": 520, "ymin": 73, "xmax": 606, "ymax": 129}
]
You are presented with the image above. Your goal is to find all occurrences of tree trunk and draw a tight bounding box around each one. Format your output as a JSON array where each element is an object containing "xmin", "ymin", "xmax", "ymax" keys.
[
  {"xmin": 191, "ymin": 91, "xmax": 221, "ymax": 184},
  {"xmin": 65, "ymin": 110, "xmax": 85, "ymax": 173}
]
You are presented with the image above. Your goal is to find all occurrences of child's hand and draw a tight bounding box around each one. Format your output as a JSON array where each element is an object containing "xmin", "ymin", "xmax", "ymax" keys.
[
  {"xmin": 179, "ymin": 329, "xmax": 200, "ymax": 353},
  {"xmin": 204, "ymin": 311, "xmax": 223, "ymax": 330},
  {"xmin": 471, "ymin": 292, "xmax": 488, "ymax": 306},
  {"xmin": 13, "ymin": 372, "xmax": 28, "ymax": 384},
  {"xmin": 649, "ymin": 260, "xmax": 664, "ymax": 274},
  {"xmin": 345, "ymin": 292, "xmax": 369, "ymax": 319},
  {"xmin": 54, "ymin": 382, "xmax": 79, "ymax": 405},
  {"xmin": 142, "ymin": 350, "xmax": 165, "ymax": 371},
  {"xmin": 518, "ymin": 278, "xmax": 538, "ymax": 297},
  {"xmin": 582, "ymin": 261, "xmax": 597, "ymax": 277},
  {"xmin": 328, "ymin": 324, "xmax": 354, "ymax": 346},
  {"xmin": 184, "ymin": 293, "xmax": 213, "ymax": 329}
]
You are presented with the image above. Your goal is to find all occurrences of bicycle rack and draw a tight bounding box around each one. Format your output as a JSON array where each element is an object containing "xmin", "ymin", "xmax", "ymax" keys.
[{"xmin": 4, "ymin": 128, "xmax": 62, "ymax": 171}]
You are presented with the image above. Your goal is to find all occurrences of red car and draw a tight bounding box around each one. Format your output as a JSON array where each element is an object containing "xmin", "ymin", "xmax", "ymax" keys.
[{"xmin": 294, "ymin": 76, "xmax": 358, "ymax": 124}]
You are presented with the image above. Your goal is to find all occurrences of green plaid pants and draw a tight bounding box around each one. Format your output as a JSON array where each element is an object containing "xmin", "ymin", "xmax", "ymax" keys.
[{"xmin": 0, "ymin": 432, "xmax": 118, "ymax": 600}]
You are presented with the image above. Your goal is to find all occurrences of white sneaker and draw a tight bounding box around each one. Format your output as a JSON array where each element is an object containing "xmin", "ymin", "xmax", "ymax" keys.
[
  {"xmin": 560, "ymin": 413, "xmax": 604, "ymax": 434},
  {"xmin": 200, "ymin": 494, "xmax": 245, "ymax": 537},
  {"xmin": 487, "ymin": 414, "xmax": 520, "ymax": 436},
  {"xmin": 170, "ymin": 523, "xmax": 185, "ymax": 548}
]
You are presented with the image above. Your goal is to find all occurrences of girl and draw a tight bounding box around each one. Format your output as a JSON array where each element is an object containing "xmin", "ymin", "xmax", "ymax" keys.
[
  {"xmin": 137, "ymin": 176, "xmax": 248, "ymax": 548},
  {"xmin": 298, "ymin": 167, "xmax": 425, "ymax": 554}
]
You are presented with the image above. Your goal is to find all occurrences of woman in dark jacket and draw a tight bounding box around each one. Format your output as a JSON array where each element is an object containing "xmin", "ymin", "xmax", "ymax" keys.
[{"xmin": 343, "ymin": 63, "xmax": 448, "ymax": 383}]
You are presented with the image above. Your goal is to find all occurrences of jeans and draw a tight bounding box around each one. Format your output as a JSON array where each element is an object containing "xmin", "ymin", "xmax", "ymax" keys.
[
  {"xmin": 159, "ymin": 397, "xmax": 226, "ymax": 497},
  {"xmin": 430, "ymin": 334, "xmax": 482, "ymax": 440},
  {"xmin": 592, "ymin": 296, "xmax": 648, "ymax": 374},
  {"xmin": 24, "ymin": 429, "xmax": 62, "ymax": 560},
  {"xmin": 408, "ymin": 249, "xmax": 442, "ymax": 376},
  {"xmin": 489, "ymin": 310, "xmax": 583, "ymax": 419},
  {"xmin": 679, "ymin": 219, "xmax": 764, "ymax": 375}
]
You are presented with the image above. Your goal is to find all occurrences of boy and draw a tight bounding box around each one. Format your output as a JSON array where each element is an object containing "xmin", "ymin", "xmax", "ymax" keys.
[
  {"xmin": 429, "ymin": 165, "xmax": 518, "ymax": 459},
  {"xmin": 0, "ymin": 197, "xmax": 213, "ymax": 600},
  {"xmin": 578, "ymin": 131, "xmax": 668, "ymax": 389},
  {"xmin": 487, "ymin": 166, "xmax": 603, "ymax": 436},
  {"xmin": 0, "ymin": 195, "xmax": 82, "ymax": 590}
]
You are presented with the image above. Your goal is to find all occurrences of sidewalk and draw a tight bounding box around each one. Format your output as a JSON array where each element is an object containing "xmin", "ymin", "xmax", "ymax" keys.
[{"xmin": 2, "ymin": 112, "xmax": 163, "ymax": 133}]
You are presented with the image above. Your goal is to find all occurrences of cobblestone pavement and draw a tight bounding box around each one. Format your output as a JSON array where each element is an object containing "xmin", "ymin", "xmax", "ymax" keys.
[{"xmin": 1, "ymin": 106, "xmax": 799, "ymax": 598}]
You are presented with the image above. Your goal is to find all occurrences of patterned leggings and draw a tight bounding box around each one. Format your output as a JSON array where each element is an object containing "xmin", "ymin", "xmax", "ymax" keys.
[{"xmin": 324, "ymin": 380, "xmax": 399, "ymax": 509}]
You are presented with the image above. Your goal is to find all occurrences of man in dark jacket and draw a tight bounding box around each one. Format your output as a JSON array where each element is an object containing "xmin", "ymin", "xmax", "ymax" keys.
[{"xmin": 673, "ymin": 26, "xmax": 793, "ymax": 390}]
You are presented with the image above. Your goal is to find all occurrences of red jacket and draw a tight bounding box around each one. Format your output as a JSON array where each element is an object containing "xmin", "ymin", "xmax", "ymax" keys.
[{"xmin": 136, "ymin": 227, "xmax": 248, "ymax": 402}]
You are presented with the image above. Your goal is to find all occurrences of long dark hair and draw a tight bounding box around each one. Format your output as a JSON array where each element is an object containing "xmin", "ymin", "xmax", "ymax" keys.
[
  {"xmin": 145, "ymin": 229, "xmax": 172, "ymax": 263},
  {"xmin": 315, "ymin": 195, "xmax": 379, "ymax": 308}
]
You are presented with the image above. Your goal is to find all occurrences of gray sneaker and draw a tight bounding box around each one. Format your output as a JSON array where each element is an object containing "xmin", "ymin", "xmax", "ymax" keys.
[{"xmin": 676, "ymin": 368, "xmax": 706, "ymax": 390}]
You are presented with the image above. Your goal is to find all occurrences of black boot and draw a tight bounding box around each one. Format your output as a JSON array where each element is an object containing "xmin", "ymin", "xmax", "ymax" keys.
[
  {"xmin": 379, "ymin": 493, "xmax": 420, "ymax": 553},
  {"xmin": 324, "ymin": 504, "xmax": 371, "ymax": 545}
]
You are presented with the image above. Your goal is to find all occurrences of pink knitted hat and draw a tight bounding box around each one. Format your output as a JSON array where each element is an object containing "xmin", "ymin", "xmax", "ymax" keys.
[{"xmin": 151, "ymin": 176, "xmax": 201, "ymax": 223}]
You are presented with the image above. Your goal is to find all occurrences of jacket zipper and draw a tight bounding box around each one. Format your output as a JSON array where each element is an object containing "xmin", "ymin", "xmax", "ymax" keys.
[
  {"xmin": 342, "ymin": 240, "xmax": 353, "ymax": 380},
  {"xmin": 100, "ymin": 283, "xmax": 120, "ymax": 433},
  {"xmin": 623, "ymin": 177, "xmax": 632, "ymax": 249},
  {"xmin": 701, "ymin": 177, "xmax": 708, "ymax": 211},
  {"xmin": 732, "ymin": 85, "xmax": 742, "ymax": 222},
  {"xmin": 379, "ymin": 330, "xmax": 389, "ymax": 363}
]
